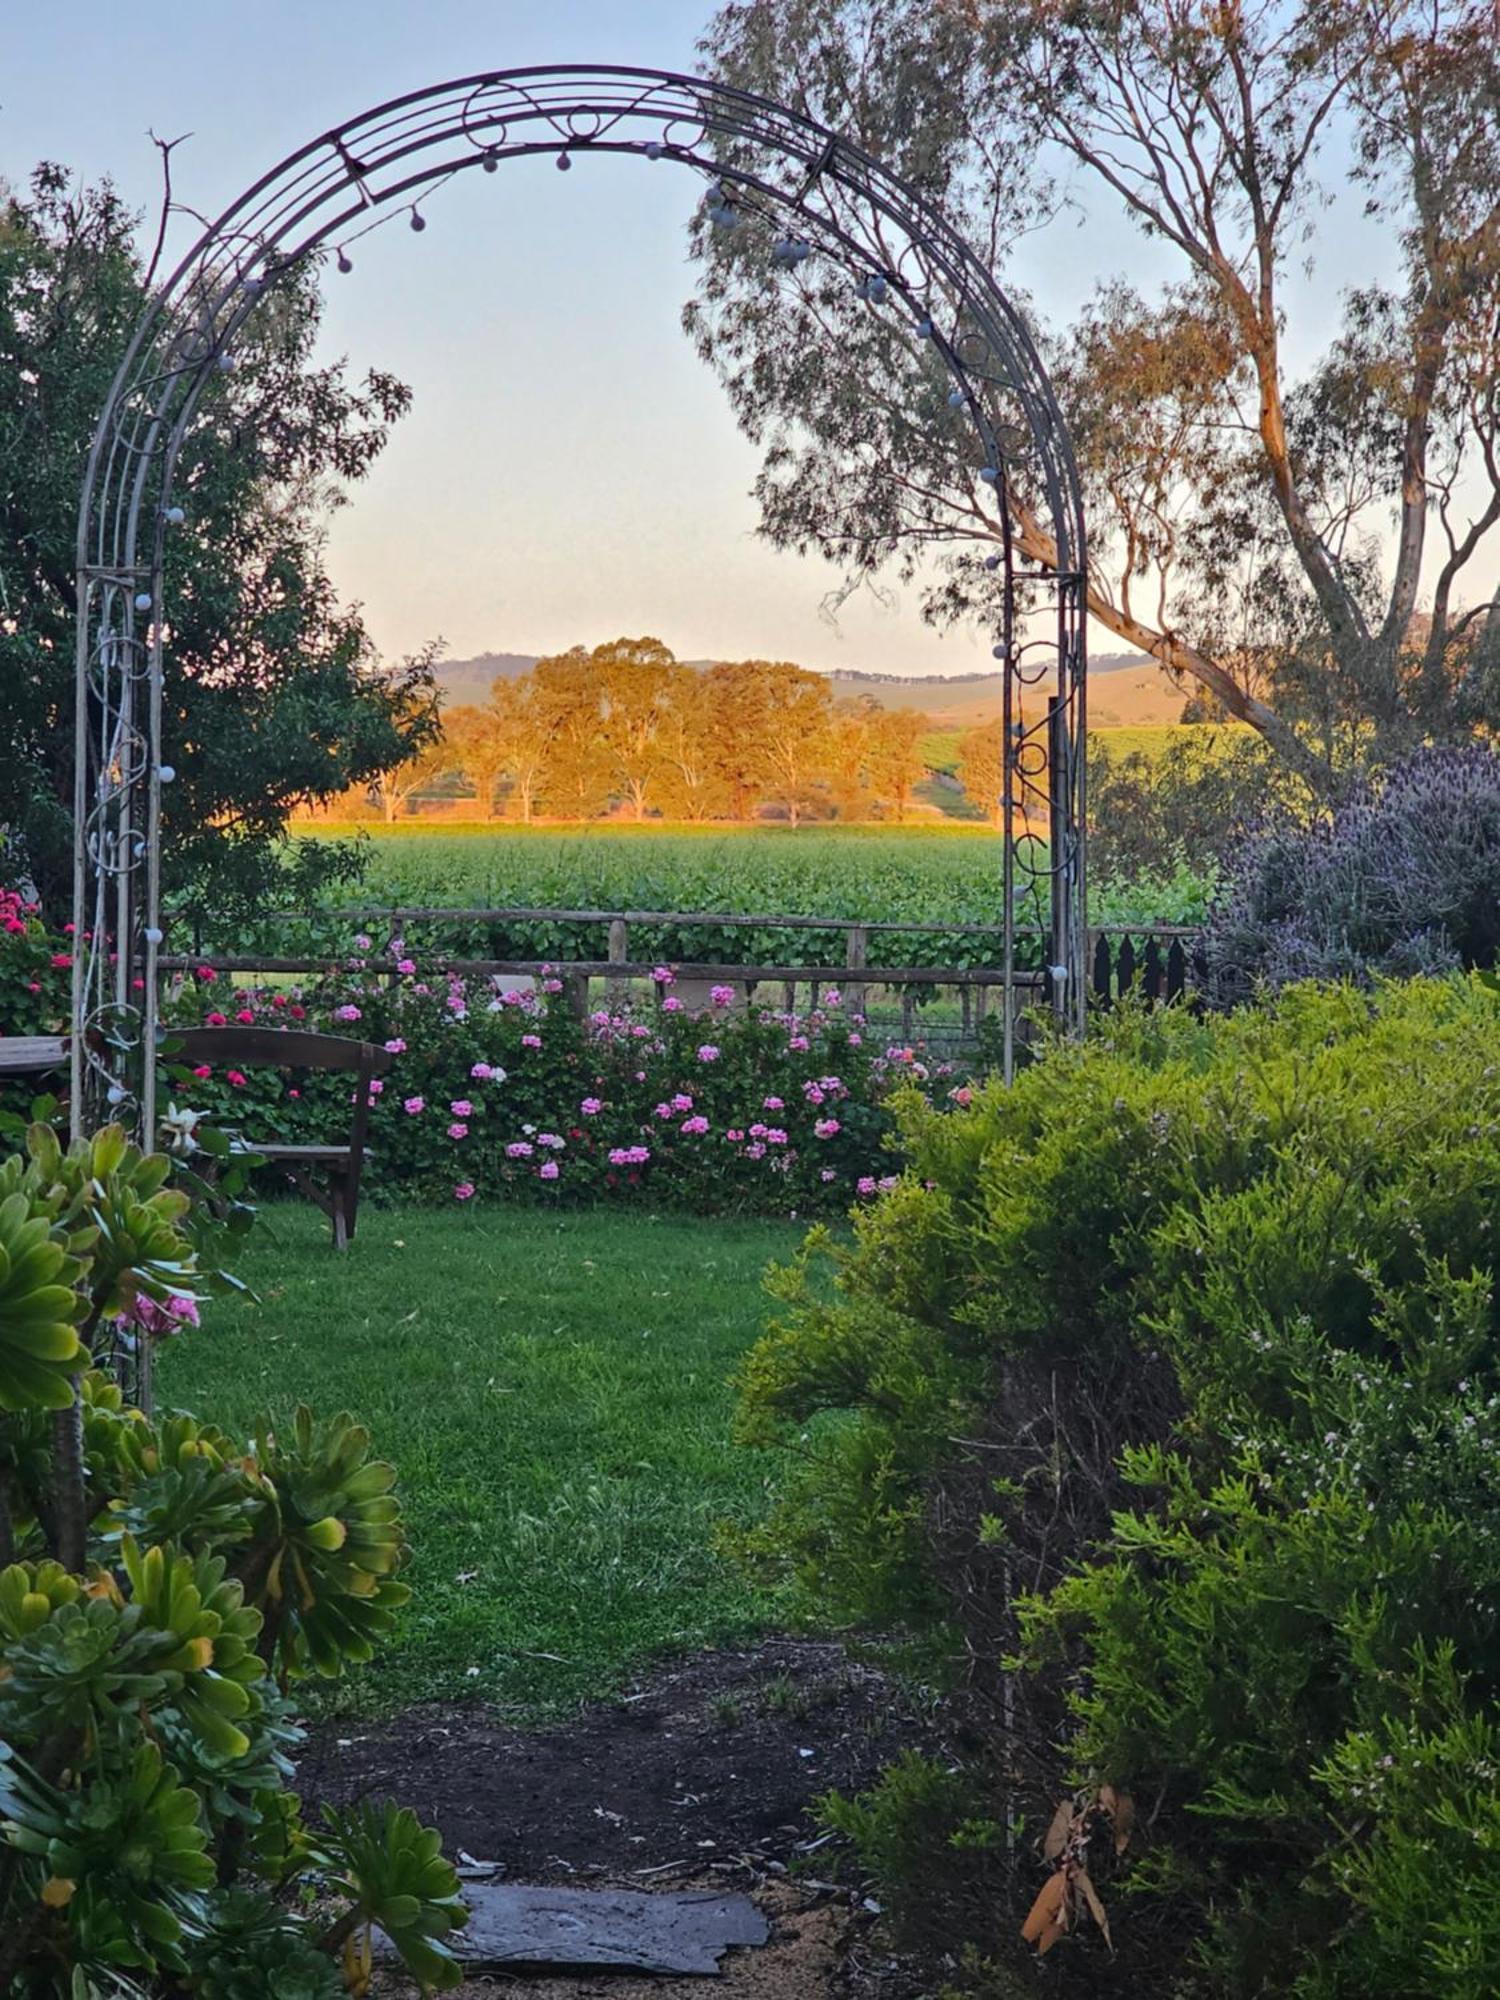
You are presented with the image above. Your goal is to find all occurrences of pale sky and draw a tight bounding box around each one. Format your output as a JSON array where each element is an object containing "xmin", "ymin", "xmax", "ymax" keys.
[{"xmin": 7, "ymin": 2, "xmax": 1453, "ymax": 679}]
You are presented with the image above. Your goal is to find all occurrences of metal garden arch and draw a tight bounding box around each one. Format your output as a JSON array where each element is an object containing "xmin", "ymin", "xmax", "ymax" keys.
[{"xmin": 71, "ymin": 63, "xmax": 1087, "ymax": 1141}]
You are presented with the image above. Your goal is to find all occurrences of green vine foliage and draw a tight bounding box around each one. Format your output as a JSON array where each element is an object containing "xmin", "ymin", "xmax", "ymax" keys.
[
  {"xmin": 737, "ymin": 977, "xmax": 1500, "ymax": 1995},
  {"xmin": 0, "ymin": 1124, "xmax": 464, "ymax": 1995}
]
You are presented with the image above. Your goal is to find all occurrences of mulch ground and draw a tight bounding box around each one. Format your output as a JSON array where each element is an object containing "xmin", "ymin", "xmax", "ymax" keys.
[{"xmin": 297, "ymin": 1637, "xmax": 939, "ymax": 1997}]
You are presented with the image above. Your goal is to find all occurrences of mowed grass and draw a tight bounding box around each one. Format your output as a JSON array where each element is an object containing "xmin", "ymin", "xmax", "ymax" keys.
[{"xmin": 158, "ymin": 1204, "xmax": 807, "ymax": 1718}]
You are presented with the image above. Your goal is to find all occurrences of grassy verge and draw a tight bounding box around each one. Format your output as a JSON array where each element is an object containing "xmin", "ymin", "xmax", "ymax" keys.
[{"xmin": 159, "ymin": 1203, "xmax": 805, "ymax": 1717}]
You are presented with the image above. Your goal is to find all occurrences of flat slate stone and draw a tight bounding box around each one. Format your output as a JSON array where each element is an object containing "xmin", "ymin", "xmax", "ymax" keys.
[{"xmin": 381, "ymin": 1882, "xmax": 770, "ymax": 1976}]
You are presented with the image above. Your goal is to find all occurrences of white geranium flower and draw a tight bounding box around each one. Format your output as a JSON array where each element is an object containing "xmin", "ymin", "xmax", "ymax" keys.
[{"xmin": 159, "ymin": 1103, "xmax": 202, "ymax": 1154}]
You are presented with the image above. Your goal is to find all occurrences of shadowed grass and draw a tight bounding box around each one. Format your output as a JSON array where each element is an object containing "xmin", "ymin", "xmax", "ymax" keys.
[{"xmin": 158, "ymin": 1203, "xmax": 805, "ymax": 1717}]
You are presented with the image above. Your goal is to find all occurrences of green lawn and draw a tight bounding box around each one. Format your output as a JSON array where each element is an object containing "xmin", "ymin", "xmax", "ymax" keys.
[{"xmin": 158, "ymin": 1204, "xmax": 806, "ymax": 1718}]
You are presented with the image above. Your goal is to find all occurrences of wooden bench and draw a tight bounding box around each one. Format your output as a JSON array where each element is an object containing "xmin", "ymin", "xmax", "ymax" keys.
[
  {"xmin": 167, "ymin": 1027, "xmax": 393, "ymax": 1249},
  {"xmin": 0, "ymin": 1035, "xmax": 67, "ymax": 1076}
]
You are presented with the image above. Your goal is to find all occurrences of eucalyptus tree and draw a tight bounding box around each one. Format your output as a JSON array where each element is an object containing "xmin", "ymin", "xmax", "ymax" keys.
[{"xmin": 692, "ymin": 0, "xmax": 1500, "ymax": 794}]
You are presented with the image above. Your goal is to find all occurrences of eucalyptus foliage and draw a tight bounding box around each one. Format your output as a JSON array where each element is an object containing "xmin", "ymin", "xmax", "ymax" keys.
[{"xmin": 695, "ymin": 1, "xmax": 1500, "ymax": 794}]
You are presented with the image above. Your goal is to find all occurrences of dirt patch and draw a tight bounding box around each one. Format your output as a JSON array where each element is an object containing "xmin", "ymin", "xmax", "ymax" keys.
[
  {"xmin": 300, "ymin": 1639, "xmax": 935, "ymax": 1997},
  {"xmin": 298, "ymin": 1638, "xmax": 927, "ymax": 1882}
]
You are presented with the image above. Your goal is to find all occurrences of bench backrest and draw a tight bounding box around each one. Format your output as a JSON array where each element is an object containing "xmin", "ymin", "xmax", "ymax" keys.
[{"xmin": 166, "ymin": 1027, "xmax": 394, "ymax": 1075}]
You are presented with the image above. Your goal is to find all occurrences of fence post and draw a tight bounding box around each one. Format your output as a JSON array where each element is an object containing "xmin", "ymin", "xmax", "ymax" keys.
[
  {"xmin": 1143, "ymin": 934, "xmax": 1163, "ymax": 1006},
  {"xmin": 1166, "ymin": 938, "xmax": 1186, "ymax": 1003},
  {"xmin": 845, "ymin": 924, "xmax": 868, "ymax": 1017},
  {"xmin": 607, "ymin": 917, "xmax": 629, "ymax": 1007},
  {"xmin": 1092, "ymin": 931, "xmax": 1112, "ymax": 1004}
]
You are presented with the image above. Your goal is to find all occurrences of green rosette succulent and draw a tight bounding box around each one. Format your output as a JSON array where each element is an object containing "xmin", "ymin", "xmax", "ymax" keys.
[{"xmin": 240, "ymin": 1407, "xmax": 410, "ymax": 1680}]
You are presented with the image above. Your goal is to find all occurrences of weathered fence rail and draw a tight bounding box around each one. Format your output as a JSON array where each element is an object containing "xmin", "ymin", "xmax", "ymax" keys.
[{"xmin": 168, "ymin": 906, "xmax": 1205, "ymax": 1039}]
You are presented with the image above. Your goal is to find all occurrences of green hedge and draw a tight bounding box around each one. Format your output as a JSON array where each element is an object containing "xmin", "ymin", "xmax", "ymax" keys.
[{"xmin": 736, "ymin": 977, "xmax": 1500, "ymax": 1996}]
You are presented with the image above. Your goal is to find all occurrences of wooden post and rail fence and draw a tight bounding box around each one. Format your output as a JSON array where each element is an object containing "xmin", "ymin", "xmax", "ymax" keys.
[{"xmin": 165, "ymin": 908, "xmax": 1207, "ymax": 1043}]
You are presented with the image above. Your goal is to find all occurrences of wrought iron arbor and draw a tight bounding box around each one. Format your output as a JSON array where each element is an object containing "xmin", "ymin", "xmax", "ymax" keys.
[{"xmin": 72, "ymin": 64, "xmax": 1087, "ymax": 1138}]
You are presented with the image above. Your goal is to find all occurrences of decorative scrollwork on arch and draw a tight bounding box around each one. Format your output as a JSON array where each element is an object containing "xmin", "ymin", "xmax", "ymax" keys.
[{"xmin": 72, "ymin": 63, "xmax": 1086, "ymax": 1139}]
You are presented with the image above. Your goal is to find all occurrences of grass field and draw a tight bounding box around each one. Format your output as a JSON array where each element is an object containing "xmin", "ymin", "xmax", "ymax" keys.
[{"xmin": 158, "ymin": 1205, "xmax": 805, "ymax": 1718}]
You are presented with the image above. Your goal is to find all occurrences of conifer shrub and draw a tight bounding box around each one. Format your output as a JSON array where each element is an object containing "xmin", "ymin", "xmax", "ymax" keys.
[{"xmin": 735, "ymin": 978, "xmax": 1500, "ymax": 1996}]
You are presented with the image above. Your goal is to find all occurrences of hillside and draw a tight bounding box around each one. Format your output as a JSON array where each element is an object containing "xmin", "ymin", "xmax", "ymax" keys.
[{"xmin": 431, "ymin": 648, "xmax": 1185, "ymax": 727}]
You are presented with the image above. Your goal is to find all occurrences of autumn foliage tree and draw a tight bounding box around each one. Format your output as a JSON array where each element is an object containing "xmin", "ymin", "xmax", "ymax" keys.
[{"xmin": 369, "ymin": 639, "xmax": 935, "ymax": 824}]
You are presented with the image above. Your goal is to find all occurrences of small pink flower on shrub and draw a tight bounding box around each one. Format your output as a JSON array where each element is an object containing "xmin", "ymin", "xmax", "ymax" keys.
[
  {"xmin": 333, "ymin": 1004, "xmax": 362, "ymax": 1023},
  {"xmin": 696, "ymin": 1045, "xmax": 720, "ymax": 1063},
  {"xmin": 671, "ymin": 1093, "xmax": 694, "ymax": 1112},
  {"xmin": 762, "ymin": 1095, "xmax": 783, "ymax": 1111},
  {"xmin": 823, "ymin": 989, "xmax": 843, "ymax": 1007},
  {"xmin": 788, "ymin": 1034, "xmax": 809, "ymax": 1052},
  {"xmin": 396, "ymin": 958, "xmax": 416, "ymax": 975},
  {"xmin": 857, "ymin": 1176, "xmax": 878, "ymax": 1196},
  {"xmin": 538, "ymin": 1132, "xmax": 565, "ymax": 1150},
  {"xmin": 765, "ymin": 1128, "xmax": 788, "ymax": 1146},
  {"xmin": 506, "ymin": 1141, "xmax": 534, "ymax": 1158},
  {"xmin": 539, "ymin": 1160, "xmax": 560, "ymax": 1180},
  {"xmin": 235, "ymin": 1008, "xmax": 256, "ymax": 1025},
  {"xmin": 469, "ymin": 1059, "xmax": 492, "ymax": 1078},
  {"xmin": 369, "ymin": 1079, "xmax": 384, "ymax": 1095},
  {"xmin": 454, "ymin": 1181, "xmax": 475, "ymax": 1200},
  {"xmin": 206, "ymin": 1011, "xmax": 227, "ymax": 1027},
  {"xmin": 681, "ymin": 1115, "xmax": 710, "ymax": 1135},
  {"xmin": 745, "ymin": 1142, "xmax": 766, "ymax": 1160},
  {"xmin": 448, "ymin": 1122, "xmax": 469, "ymax": 1140},
  {"xmin": 450, "ymin": 1099, "xmax": 473, "ymax": 1117},
  {"xmin": 581, "ymin": 1097, "xmax": 603, "ymax": 1115},
  {"xmin": 385, "ymin": 1037, "xmax": 407, "ymax": 1054},
  {"xmin": 522, "ymin": 1033, "xmax": 542, "ymax": 1048},
  {"xmin": 651, "ymin": 965, "xmax": 675, "ymax": 985},
  {"xmin": 192, "ymin": 1064, "xmax": 212, "ymax": 1080},
  {"xmin": 404, "ymin": 1096, "xmax": 425, "ymax": 1115},
  {"xmin": 226, "ymin": 1070, "xmax": 247, "ymax": 1088},
  {"xmin": 814, "ymin": 1117, "xmax": 841, "ymax": 1139},
  {"xmin": 710, "ymin": 984, "xmax": 736, "ymax": 1006},
  {"xmin": 820, "ymin": 1168, "xmax": 838, "ymax": 1182},
  {"xmin": 727, "ymin": 1128, "xmax": 744, "ymax": 1142}
]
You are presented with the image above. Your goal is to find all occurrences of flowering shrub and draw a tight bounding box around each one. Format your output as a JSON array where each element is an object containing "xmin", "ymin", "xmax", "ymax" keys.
[
  {"xmin": 158, "ymin": 952, "xmax": 935, "ymax": 1214},
  {"xmin": 0, "ymin": 887, "xmax": 73, "ymax": 1036}
]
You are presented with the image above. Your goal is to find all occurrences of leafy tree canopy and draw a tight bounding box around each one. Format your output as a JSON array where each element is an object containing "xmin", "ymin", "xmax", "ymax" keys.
[
  {"xmin": 692, "ymin": 0, "xmax": 1500, "ymax": 796},
  {"xmin": 0, "ymin": 164, "xmax": 437, "ymax": 927}
]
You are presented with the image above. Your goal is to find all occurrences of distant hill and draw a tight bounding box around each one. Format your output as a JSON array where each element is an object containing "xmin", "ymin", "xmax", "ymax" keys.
[
  {"xmin": 430, "ymin": 647, "xmax": 1183, "ymax": 727},
  {"xmin": 430, "ymin": 652, "xmax": 539, "ymax": 705}
]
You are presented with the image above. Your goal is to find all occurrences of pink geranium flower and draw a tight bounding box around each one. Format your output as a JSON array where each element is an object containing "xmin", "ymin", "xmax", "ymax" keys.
[
  {"xmin": 581, "ymin": 1097, "xmax": 603, "ymax": 1116},
  {"xmin": 448, "ymin": 1122, "xmax": 469, "ymax": 1140},
  {"xmin": 449, "ymin": 1099, "xmax": 473, "ymax": 1117},
  {"xmin": 404, "ymin": 1096, "xmax": 425, "ymax": 1115},
  {"xmin": 539, "ymin": 1160, "xmax": 560, "ymax": 1180},
  {"xmin": 454, "ymin": 1181, "xmax": 475, "ymax": 1200}
]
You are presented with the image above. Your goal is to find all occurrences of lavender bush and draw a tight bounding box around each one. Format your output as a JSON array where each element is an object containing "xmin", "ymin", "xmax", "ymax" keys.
[{"xmin": 1205, "ymin": 745, "xmax": 1500, "ymax": 1002}]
